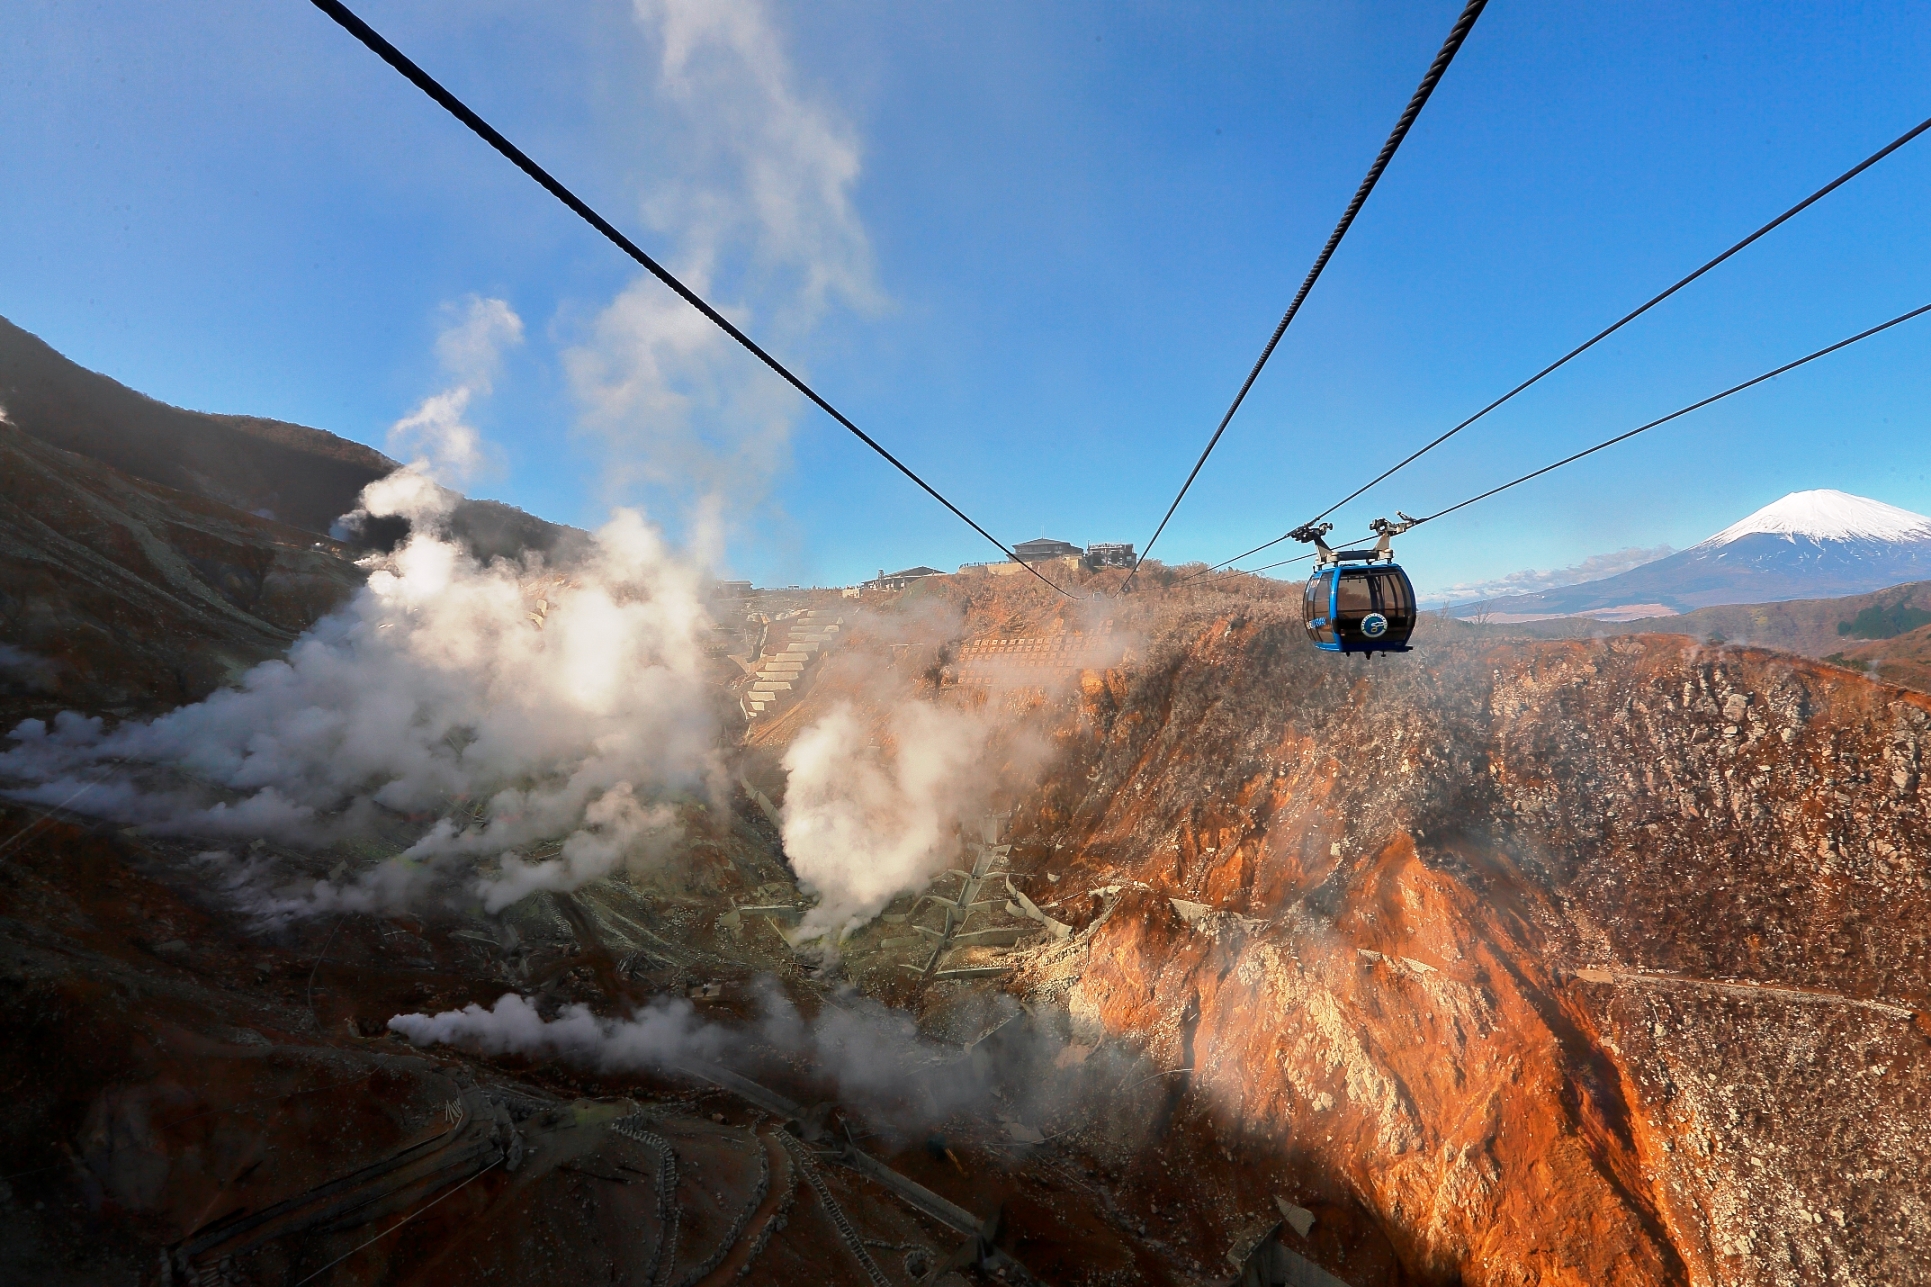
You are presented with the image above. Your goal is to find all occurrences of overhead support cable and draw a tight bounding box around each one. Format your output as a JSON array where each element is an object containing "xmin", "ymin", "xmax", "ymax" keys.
[
  {"xmin": 306, "ymin": 0, "xmax": 1068, "ymax": 597},
  {"xmin": 1211, "ymin": 108, "xmax": 1931, "ymax": 576},
  {"xmin": 1126, "ymin": 0, "xmax": 1489, "ymax": 584},
  {"xmin": 1198, "ymin": 302, "xmax": 1931, "ymax": 587},
  {"xmin": 1403, "ymin": 301, "xmax": 1931, "ymax": 529}
]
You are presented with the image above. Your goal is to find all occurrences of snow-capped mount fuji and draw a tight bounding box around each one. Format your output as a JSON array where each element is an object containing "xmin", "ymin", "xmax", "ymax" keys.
[
  {"xmin": 1452, "ymin": 490, "xmax": 1931, "ymax": 620},
  {"xmin": 1700, "ymin": 489, "xmax": 1931, "ymax": 545}
]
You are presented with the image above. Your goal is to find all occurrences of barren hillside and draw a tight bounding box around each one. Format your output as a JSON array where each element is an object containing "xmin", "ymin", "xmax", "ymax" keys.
[
  {"xmin": 3, "ymin": 467, "xmax": 1928, "ymax": 1284},
  {"xmin": 754, "ymin": 568, "xmax": 1931, "ymax": 1284},
  {"xmin": 0, "ymin": 420, "xmax": 365, "ymax": 722}
]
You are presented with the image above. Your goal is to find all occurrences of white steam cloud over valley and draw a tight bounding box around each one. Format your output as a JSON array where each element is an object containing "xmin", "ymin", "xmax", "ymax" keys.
[
  {"xmin": 0, "ymin": 471, "xmax": 1018, "ymax": 926},
  {"xmin": 0, "ymin": 0, "xmax": 1066, "ymax": 1140},
  {"xmin": 386, "ymin": 982, "xmax": 1109, "ymax": 1140},
  {"xmin": 0, "ymin": 0, "xmax": 939, "ymax": 926},
  {"xmin": 2, "ymin": 477, "xmax": 720, "ymax": 915},
  {"xmin": 781, "ymin": 701, "xmax": 1004, "ymax": 938}
]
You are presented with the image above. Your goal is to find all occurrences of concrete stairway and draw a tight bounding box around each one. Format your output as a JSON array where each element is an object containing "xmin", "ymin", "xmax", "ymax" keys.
[{"xmin": 742, "ymin": 609, "xmax": 842, "ymax": 720}]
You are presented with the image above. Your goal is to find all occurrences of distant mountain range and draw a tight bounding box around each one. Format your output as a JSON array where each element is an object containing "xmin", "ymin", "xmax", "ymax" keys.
[{"xmin": 1451, "ymin": 490, "xmax": 1931, "ymax": 621}]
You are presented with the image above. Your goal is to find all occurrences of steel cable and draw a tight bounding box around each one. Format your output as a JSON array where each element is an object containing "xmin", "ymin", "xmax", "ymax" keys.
[
  {"xmin": 1403, "ymin": 301, "xmax": 1931, "ymax": 530},
  {"xmin": 1127, "ymin": 0, "xmax": 1488, "ymax": 583},
  {"xmin": 1210, "ymin": 110, "xmax": 1931, "ymax": 576},
  {"xmin": 1204, "ymin": 302, "xmax": 1931, "ymax": 585},
  {"xmin": 306, "ymin": 0, "xmax": 1067, "ymax": 597}
]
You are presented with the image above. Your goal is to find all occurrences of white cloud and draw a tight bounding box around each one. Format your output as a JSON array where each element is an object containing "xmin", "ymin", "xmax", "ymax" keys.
[
  {"xmin": 566, "ymin": 0, "xmax": 881, "ymax": 519},
  {"xmin": 563, "ymin": 277, "xmax": 794, "ymax": 513},
  {"xmin": 638, "ymin": 0, "xmax": 880, "ymax": 319},
  {"xmin": 435, "ymin": 295, "xmax": 525, "ymax": 390},
  {"xmin": 1423, "ymin": 544, "xmax": 1674, "ymax": 605}
]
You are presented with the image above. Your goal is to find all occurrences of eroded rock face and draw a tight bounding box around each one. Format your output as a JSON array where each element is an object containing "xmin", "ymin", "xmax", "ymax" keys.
[
  {"xmin": 5, "ymin": 530, "xmax": 1927, "ymax": 1284},
  {"xmin": 0, "ymin": 422, "xmax": 366, "ymax": 718},
  {"xmin": 1000, "ymin": 607, "xmax": 1931, "ymax": 1285}
]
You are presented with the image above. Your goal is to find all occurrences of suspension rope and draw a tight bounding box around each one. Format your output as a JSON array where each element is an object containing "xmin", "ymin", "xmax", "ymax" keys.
[
  {"xmin": 1402, "ymin": 302, "xmax": 1931, "ymax": 529},
  {"xmin": 1202, "ymin": 303, "xmax": 1930, "ymax": 586},
  {"xmin": 1210, "ymin": 109, "xmax": 1931, "ymax": 576},
  {"xmin": 306, "ymin": 0, "xmax": 1068, "ymax": 597},
  {"xmin": 1126, "ymin": 0, "xmax": 1488, "ymax": 583}
]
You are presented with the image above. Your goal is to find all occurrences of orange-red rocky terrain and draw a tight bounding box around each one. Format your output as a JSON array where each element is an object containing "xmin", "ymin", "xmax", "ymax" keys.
[
  {"xmin": 4, "ymin": 360, "xmax": 1929, "ymax": 1285},
  {"xmin": 771, "ymin": 572, "xmax": 1931, "ymax": 1285}
]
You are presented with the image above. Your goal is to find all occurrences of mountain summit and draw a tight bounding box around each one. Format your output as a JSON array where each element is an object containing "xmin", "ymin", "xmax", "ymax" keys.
[
  {"xmin": 1455, "ymin": 490, "xmax": 1931, "ymax": 620},
  {"xmin": 1697, "ymin": 489, "xmax": 1931, "ymax": 546}
]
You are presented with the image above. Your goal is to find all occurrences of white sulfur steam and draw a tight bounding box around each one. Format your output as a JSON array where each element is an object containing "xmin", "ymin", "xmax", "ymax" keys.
[
  {"xmin": 388, "ymin": 294, "xmax": 524, "ymax": 486},
  {"xmin": 0, "ymin": 5, "xmax": 965, "ymax": 942},
  {"xmin": 0, "ymin": 480, "xmax": 720, "ymax": 915},
  {"xmin": 0, "ymin": 289, "xmax": 737, "ymax": 915},
  {"xmin": 635, "ymin": 0, "xmax": 880, "ymax": 318},
  {"xmin": 389, "ymin": 981, "xmax": 1089, "ymax": 1139},
  {"xmin": 390, "ymin": 991, "xmax": 731, "ymax": 1070},
  {"xmin": 779, "ymin": 700, "xmax": 999, "ymax": 938},
  {"xmin": 334, "ymin": 295, "xmax": 522, "ymax": 545}
]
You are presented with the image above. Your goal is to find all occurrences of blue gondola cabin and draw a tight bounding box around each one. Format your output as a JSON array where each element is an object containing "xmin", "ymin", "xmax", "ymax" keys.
[{"xmin": 1290, "ymin": 517, "xmax": 1419, "ymax": 654}]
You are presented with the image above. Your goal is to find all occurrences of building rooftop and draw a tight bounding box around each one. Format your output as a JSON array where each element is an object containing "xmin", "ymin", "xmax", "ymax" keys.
[{"xmin": 1014, "ymin": 537, "xmax": 1082, "ymax": 561}]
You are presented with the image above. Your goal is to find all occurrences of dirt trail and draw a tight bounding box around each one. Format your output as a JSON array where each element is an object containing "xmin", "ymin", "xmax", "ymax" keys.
[{"xmin": 1570, "ymin": 967, "xmax": 1920, "ymax": 1020}]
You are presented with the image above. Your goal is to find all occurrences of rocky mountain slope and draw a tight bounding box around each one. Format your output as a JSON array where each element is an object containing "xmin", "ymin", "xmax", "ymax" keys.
[
  {"xmin": 1456, "ymin": 490, "xmax": 1931, "ymax": 619},
  {"xmin": 0, "ymin": 315, "xmax": 581, "ymax": 563},
  {"xmin": 0, "ymin": 419, "xmax": 364, "ymax": 722},
  {"xmin": 4, "ymin": 541, "xmax": 1928, "ymax": 1285},
  {"xmin": 2, "ymin": 328, "xmax": 1927, "ymax": 1284},
  {"xmin": 1836, "ymin": 621, "xmax": 1931, "ymax": 694},
  {"xmin": 1012, "ymin": 601, "xmax": 1929, "ymax": 1285},
  {"xmin": 0, "ymin": 314, "xmax": 398, "ymax": 534},
  {"xmin": 0, "ymin": 791, "xmax": 1018, "ymax": 1287},
  {"xmin": 755, "ymin": 569, "xmax": 1931, "ymax": 1285}
]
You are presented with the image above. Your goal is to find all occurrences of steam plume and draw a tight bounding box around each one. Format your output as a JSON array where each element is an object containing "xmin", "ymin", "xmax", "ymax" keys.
[
  {"xmin": 334, "ymin": 296, "xmax": 523, "ymax": 545},
  {"xmin": 781, "ymin": 700, "xmax": 999, "ymax": 938},
  {"xmin": 566, "ymin": 0, "xmax": 882, "ymax": 529},
  {"xmin": 1, "ymin": 490, "xmax": 718, "ymax": 914},
  {"xmin": 390, "ymin": 981, "xmax": 1085, "ymax": 1138}
]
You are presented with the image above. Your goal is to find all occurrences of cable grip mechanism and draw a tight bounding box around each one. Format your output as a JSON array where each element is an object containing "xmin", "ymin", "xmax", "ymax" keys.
[
  {"xmin": 1287, "ymin": 522, "xmax": 1337, "ymax": 566},
  {"xmin": 1366, "ymin": 512, "xmax": 1419, "ymax": 561}
]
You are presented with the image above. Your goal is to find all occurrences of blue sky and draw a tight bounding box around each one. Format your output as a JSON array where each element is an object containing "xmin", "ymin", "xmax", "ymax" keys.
[{"xmin": 5, "ymin": 0, "xmax": 1929, "ymax": 594}]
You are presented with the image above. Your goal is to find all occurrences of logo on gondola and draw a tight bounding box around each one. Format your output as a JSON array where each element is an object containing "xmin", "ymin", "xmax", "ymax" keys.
[{"xmin": 1361, "ymin": 612, "xmax": 1389, "ymax": 638}]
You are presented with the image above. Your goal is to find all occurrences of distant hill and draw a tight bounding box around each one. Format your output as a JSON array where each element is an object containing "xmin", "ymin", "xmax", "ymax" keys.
[
  {"xmin": 1502, "ymin": 577, "xmax": 1931, "ymax": 656},
  {"xmin": 0, "ymin": 314, "xmax": 581, "ymax": 562},
  {"xmin": 1453, "ymin": 490, "xmax": 1931, "ymax": 620},
  {"xmin": 0, "ymin": 314, "xmax": 397, "ymax": 533},
  {"xmin": 1836, "ymin": 621, "xmax": 1931, "ymax": 693}
]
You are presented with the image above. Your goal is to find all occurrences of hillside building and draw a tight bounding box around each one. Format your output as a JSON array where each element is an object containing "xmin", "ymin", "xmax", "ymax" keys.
[
  {"xmin": 1014, "ymin": 537, "xmax": 1082, "ymax": 563},
  {"xmin": 959, "ymin": 540, "xmax": 1138, "ymax": 576},
  {"xmin": 863, "ymin": 565, "xmax": 944, "ymax": 591}
]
